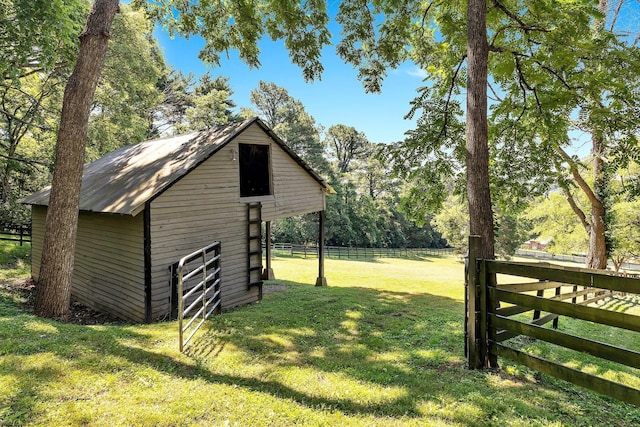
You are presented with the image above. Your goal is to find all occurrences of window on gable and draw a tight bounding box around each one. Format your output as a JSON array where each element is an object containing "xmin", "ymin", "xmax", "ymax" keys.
[{"xmin": 239, "ymin": 144, "xmax": 271, "ymax": 197}]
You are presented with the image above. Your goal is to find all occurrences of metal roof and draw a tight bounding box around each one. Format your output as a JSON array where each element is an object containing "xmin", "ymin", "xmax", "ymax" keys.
[{"xmin": 23, "ymin": 117, "xmax": 333, "ymax": 216}]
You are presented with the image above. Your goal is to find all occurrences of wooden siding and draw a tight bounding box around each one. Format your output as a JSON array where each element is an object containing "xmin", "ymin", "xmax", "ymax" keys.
[
  {"xmin": 241, "ymin": 125, "xmax": 326, "ymax": 221},
  {"xmin": 150, "ymin": 142, "xmax": 258, "ymax": 318},
  {"xmin": 149, "ymin": 122, "xmax": 327, "ymax": 318},
  {"xmin": 30, "ymin": 206, "xmax": 46, "ymax": 280},
  {"xmin": 30, "ymin": 208, "xmax": 146, "ymax": 322},
  {"xmin": 72, "ymin": 212, "xmax": 146, "ymax": 322}
]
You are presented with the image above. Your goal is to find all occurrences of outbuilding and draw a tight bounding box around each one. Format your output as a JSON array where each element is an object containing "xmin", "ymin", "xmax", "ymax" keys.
[{"xmin": 24, "ymin": 117, "xmax": 333, "ymax": 322}]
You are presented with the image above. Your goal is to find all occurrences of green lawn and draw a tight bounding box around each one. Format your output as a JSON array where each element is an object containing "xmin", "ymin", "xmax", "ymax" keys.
[
  {"xmin": 0, "ymin": 241, "xmax": 30, "ymax": 281},
  {"xmin": 1, "ymin": 246, "xmax": 639, "ymax": 426}
]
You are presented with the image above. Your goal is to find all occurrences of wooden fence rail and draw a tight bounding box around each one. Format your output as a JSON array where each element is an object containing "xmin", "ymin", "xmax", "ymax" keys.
[
  {"xmin": 466, "ymin": 235, "xmax": 640, "ymax": 407},
  {"xmin": 0, "ymin": 223, "xmax": 31, "ymax": 245}
]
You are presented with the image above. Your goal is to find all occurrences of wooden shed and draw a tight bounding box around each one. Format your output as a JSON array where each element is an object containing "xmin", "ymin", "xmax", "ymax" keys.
[{"xmin": 24, "ymin": 117, "xmax": 333, "ymax": 322}]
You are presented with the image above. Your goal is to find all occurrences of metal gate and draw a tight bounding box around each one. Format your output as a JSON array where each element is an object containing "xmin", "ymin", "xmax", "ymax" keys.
[{"xmin": 170, "ymin": 241, "xmax": 222, "ymax": 352}]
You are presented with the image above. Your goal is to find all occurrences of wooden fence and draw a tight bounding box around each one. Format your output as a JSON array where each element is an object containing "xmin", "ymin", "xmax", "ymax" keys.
[
  {"xmin": 0, "ymin": 222, "xmax": 31, "ymax": 245},
  {"xmin": 270, "ymin": 243, "xmax": 455, "ymax": 259},
  {"xmin": 466, "ymin": 235, "xmax": 640, "ymax": 406}
]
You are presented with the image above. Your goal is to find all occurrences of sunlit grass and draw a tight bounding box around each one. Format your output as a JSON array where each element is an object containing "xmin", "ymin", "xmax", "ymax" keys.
[
  {"xmin": 0, "ymin": 241, "xmax": 30, "ymax": 281},
  {"xmin": 1, "ymin": 245, "xmax": 639, "ymax": 426}
]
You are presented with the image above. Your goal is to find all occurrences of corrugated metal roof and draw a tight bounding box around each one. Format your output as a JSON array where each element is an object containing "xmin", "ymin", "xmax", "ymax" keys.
[{"xmin": 23, "ymin": 117, "xmax": 333, "ymax": 216}]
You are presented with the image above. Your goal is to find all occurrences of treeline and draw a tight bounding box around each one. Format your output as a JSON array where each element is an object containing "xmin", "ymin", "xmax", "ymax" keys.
[{"xmin": 0, "ymin": 6, "xmax": 446, "ymax": 249}]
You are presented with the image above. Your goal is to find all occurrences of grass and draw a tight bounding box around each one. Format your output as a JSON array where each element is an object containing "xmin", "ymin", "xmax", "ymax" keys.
[
  {"xmin": 1, "ymin": 243, "xmax": 640, "ymax": 426},
  {"xmin": 0, "ymin": 241, "xmax": 30, "ymax": 281}
]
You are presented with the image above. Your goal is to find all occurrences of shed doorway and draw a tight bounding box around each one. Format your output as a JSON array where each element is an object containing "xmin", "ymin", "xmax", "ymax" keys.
[{"xmin": 239, "ymin": 144, "xmax": 271, "ymax": 197}]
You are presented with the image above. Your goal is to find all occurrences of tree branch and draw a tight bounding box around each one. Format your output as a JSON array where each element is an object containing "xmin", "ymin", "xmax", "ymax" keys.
[
  {"xmin": 555, "ymin": 145, "xmax": 601, "ymax": 206},
  {"xmin": 609, "ymin": 0, "xmax": 624, "ymax": 31},
  {"xmin": 562, "ymin": 186, "xmax": 591, "ymax": 234},
  {"xmin": 512, "ymin": 54, "xmax": 540, "ymax": 116},
  {"xmin": 421, "ymin": 0, "xmax": 436, "ymax": 30},
  {"xmin": 438, "ymin": 54, "xmax": 466, "ymax": 141},
  {"xmin": 0, "ymin": 153, "xmax": 50, "ymax": 168},
  {"xmin": 487, "ymin": 82, "xmax": 503, "ymax": 102},
  {"xmin": 490, "ymin": 0, "xmax": 551, "ymax": 33}
]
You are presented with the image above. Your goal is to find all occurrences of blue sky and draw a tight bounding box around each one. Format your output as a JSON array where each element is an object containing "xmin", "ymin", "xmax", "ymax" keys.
[
  {"xmin": 152, "ymin": 1, "xmax": 639, "ymax": 147},
  {"xmin": 153, "ymin": 30, "xmax": 425, "ymax": 144}
]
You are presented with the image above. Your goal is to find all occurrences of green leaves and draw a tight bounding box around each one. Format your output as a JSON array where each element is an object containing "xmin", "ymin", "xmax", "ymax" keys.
[
  {"xmin": 248, "ymin": 81, "xmax": 330, "ymax": 174},
  {"xmin": 137, "ymin": 0, "xmax": 331, "ymax": 82},
  {"xmin": 86, "ymin": 5, "xmax": 167, "ymax": 161},
  {"xmin": 324, "ymin": 124, "xmax": 370, "ymax": 174},
  {"xmin": 0, "ymin": 0, "xmax": 86, "ymax": 81}
]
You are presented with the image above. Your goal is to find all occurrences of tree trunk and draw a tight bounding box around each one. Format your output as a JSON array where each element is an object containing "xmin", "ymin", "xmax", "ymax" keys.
[
  {"xmin": 584, "ymin": 0, "xmax": 609, "ymax": 270},
  {"xmin": 466, "ymin": 0, "xmax": 495, "ymax": 260},
  {"xmin": 586, "ymin": 202, "xmax": 607, "ymax": 269},
  {"xmin": 34, "ymin": 0, "xmax": 120, "ymax": 321},
  {"xmin": 586, "ymin": 134, "xmax": 608, "ymax": 269}
]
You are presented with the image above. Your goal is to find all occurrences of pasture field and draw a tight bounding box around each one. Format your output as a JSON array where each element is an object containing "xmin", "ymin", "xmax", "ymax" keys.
[{"xmin": 1, "ymin": 245, "xmax": 639, "ymax": 426}]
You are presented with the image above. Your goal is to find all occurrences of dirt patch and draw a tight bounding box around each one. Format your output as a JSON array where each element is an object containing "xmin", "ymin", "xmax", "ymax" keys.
[
  {"xmin": 1, "ymin": 278, "xmax": 126, "ymax": 325},
  {"xmin": 0, "ymin": 278, "xmax": 35, "ymax": 303}
]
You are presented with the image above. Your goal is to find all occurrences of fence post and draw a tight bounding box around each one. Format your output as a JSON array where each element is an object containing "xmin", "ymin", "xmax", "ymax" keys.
[
  {"xmin": 170, "ymin": 263, "xmax": 178, "ymax": 320},
  {"xmin": 479, "ymin": 253, "xmax": 497, "ymax": 368},
  {"xmin": 467, "ymin": 235, "xmax": 483, "ymax": 369}
]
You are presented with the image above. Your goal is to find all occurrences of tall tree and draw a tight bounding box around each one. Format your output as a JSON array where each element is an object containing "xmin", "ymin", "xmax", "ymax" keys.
[
  {"xmin": 0, "ymin": 0, "xmax": 86, "ymax": 224},
  {"xmin": 177, "ymin": 73, "xmax": 238, "ymax": 133},
  {"xmin": 353, "ymin": 142, "xmax": 397, "ymax": 200},
  {"xmin": 246, "ymin": 81, "xmax": 290, "ymax": 129},
  {"xmin": 558, "ymin": 0, "xmax": 640, "ymax": 269},
  {"xmin": 0, "ymin": 72, "xmax": 64, "ymax": 222},
  {"xmin": 324, "ymin": 124, "xmax": 369, "ymax": 174},
  {"xmin": 34, "ymin": 0, "xmax": 121, "ymax": 320},
  {"xmin": 466, "ymin": 0, "xmax": 494, "ymax": 259},
  {"xmin": 1, "ymin": 0, "xmax": 86, "ymax": 81},
  {"xmin": 151, "ymin": 70, "xmax": 195, "ymax": 136},
  {"xmin": 247, "ymin": 81, "xmax": 329, "ymax": 175},
  {"xmin": 1, "ymin": 3, "xmax": 171, "ymax": 227},
  {"xmin": 354, "ymin": 1, "xmax": 637, "ymax": 267},
  {"xmin": 86, "ymin": 4, "xmax": 166, "ymax": 161}
]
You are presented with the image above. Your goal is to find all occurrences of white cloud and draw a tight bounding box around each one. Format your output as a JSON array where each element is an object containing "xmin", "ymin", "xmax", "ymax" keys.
[{"xmin": 406, "ymin": 67, "xmax": 428, "ymax": 79}]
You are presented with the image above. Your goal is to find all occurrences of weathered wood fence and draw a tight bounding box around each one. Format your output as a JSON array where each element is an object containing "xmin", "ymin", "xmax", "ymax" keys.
[
  {"xmin": 0, "ymin": 222, "xmax": 31, "ymax": 245},
  {"xmin": 466, "ymin": 235, "xmax": 640, "ymax": 406}
]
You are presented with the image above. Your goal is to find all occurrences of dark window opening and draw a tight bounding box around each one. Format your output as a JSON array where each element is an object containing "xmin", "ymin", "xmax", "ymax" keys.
[{"xmin": 239, "ymin": 144, "xmax": 271, "ymax": 197}]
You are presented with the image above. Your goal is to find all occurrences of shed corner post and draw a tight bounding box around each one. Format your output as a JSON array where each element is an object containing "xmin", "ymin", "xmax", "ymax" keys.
[
  {"xmin": 315, "ymin": 210, "xmax": 327, "ymax": 287},
  {"xmin": 143, "ymin": 203, "xmax": 152, "ymax": 323},
  {"xmin": 262, "ymin": 220, "xmax": 275, "ymax": 280}
]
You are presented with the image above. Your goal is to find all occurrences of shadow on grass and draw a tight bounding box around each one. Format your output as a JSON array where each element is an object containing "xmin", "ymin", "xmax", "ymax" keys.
[
  {"xmin": 1, "ymin": 283, "xmax": 639, "ymax": 426},
  {"xmin": 178, "ymin": 286, "xmax": 639, "ymax": 424}
]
